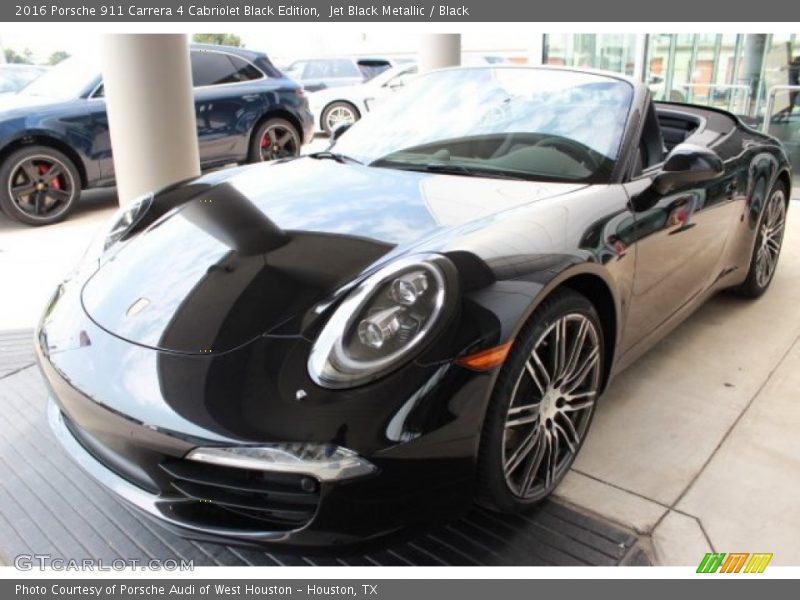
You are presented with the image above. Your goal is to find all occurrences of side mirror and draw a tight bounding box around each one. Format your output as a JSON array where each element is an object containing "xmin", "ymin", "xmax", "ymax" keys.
[
  {"xmin": 330, "ymin": 122, "xmax": 352, "ymax": 141},
  {"xmin": 653, "ymin": 143, "xmax": 724, "ymax": 194}
]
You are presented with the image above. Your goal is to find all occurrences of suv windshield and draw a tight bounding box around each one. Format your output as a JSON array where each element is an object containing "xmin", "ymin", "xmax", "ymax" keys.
[
  {"xmin": 19, "ymin": 56, "xmax": 97, "ymax": 99},
  {"xmin": 334, "ymin": 67, "xmax": 634, "ymax": 183}
]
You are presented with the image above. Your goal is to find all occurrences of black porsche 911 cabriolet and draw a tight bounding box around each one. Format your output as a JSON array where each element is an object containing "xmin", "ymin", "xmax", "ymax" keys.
[{"xmin": 38, "ymin": 66, "xmax": 791, "ymax": 547}]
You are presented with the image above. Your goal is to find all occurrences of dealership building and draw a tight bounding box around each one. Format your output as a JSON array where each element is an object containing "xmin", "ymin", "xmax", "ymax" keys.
[
  {"xmin": 538, "ymin": 34, "xmax": 800, "ymax": 177},
  {"xmin": 264, "ymin": 32, "xmax": 799, "ymax": 179}
]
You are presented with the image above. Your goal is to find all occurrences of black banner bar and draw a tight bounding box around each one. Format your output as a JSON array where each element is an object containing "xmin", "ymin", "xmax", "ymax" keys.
[
  {"xmin": 4, "ymin": 0, "xmax": 800, "ymax": 22},
  {"xmin": 3, "ymin": 579, "xmax": 799, "ymax": 600}
]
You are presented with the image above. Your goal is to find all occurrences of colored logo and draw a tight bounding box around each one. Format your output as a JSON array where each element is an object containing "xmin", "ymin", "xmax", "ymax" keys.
[{"xmin": 697, "ymin": 552, "xmax": 773, "ymax": 573}]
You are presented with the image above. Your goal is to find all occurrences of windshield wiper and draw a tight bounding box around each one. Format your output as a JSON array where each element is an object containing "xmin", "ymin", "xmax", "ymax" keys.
[
  {"xmin": 308, "ymin": 151, "xmax": 363, "ymax": 165},
  {"xmin": 375, "ymin": 160, "xmax": 524, "ymax": 181},
  {"xmin": 419, "ymin": 162, "xmax": 476, "ymax": 176}
]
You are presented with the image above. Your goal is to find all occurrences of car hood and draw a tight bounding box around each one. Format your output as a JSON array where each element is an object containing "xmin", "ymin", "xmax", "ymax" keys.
[
  {"xmin": 0, "ymin": 93, "xmax": 74, "ymax": 117},
  {"xmin": 82, "ymin": 158, "xmax": 585, "ymax": 354}
]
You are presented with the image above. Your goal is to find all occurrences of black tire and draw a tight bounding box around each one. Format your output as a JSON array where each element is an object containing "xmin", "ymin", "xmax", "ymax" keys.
[
  {"xmin": 248, "ymin": 117, "xmax": 301, "ymax": 163},
  {"xmin": 731, "ymin": 180, "xmax": 788, "ymax": 298},
  {"xmin": 0, "ymin": 145, "xmax": 81, "ymax": 226},
  {"xmin": 477, "ymin": 288, "xmax": 604, "ymax": 513},
  {"xmin": 321, "ymin": 101, "xmax": 360, "ymax": 136}
]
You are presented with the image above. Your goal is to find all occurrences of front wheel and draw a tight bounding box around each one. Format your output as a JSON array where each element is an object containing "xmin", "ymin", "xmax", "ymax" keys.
[
  {"xmin": 249, "ymin": 118, "xmax": 301, "ymax": 163},
  {"xmin": 0, "ymin": 145, "xmax": 81, "ymax": 225},
  {"xmin": 732, "ymin": 181, "xmax": 787, "ymax": 298},
  {"xmin": 477, "ymin": 289, "xmax": 604, "ymax": 512},
  {"xmin": 321, "ymin": 101, "xmax": 360, "ymax": 136}
]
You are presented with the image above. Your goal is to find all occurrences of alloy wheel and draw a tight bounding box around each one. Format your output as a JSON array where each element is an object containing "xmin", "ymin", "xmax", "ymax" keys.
[
  {"xmin": 259, "ymin": 124, "xmax": 299, "ymax": 161},
  {"xmin": 755, "ymin": 188, "xmax": 786, "ymax": 289},
  {"xmin": 7, "ymin": 155, "xmax": 75, "ymax": 219},
  {"xmin": 502, "ymin": 313, "xmax": 601, "ymax": 500},
  {"xmin": 325, "ymin": 105, "xmax": 356, "ymax": 132}
]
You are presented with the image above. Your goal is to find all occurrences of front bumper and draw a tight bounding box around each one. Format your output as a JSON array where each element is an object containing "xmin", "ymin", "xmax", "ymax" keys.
[
  {"xmin": 47, "ymin": 398, "xmax": 318, "ymax": 545},
  {"xmin": 37, "ymin": 280, "xmax": 489, "ymax": 547}
]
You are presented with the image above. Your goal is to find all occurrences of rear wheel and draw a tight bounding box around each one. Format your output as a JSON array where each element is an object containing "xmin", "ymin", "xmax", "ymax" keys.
[
  {"xmin": 322, "ymin": 101, "xmax": 360, "ymax": 136},
  {"xmin": 477, "ymin": 289, "xmax": 604, "ymax": 512},
  {"xmin": 249, "ymin": 118, "xmax": 301, "ymax": 162},
  {"xmin": 732, "ymin": 181, "xmax": 787, "ymax": 298},
  {"xmin": 0, "ymin": 145, "xmax": 81, "ymax": 226}
]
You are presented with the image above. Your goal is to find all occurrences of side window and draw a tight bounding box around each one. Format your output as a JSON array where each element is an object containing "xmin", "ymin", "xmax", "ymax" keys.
[
  {"xmin": 228, "ymin": 55, "xmax": 263, "ymax": 81},
  {"xmin": 284, "ymin": 61, "xmax": 306, "ymax": 80},
  {"xmin": 330, "ymin": 59, "xmax": 362, "ymax": 78},
  {"xmin": 191, "ymin": 51, "xmax": 261, "ymax": 87},
  {"xmin": 357, "ymin": 60, "xmax": 391, "ymax": 80},
  {"xmin": 304, "ymin": 60, "xmax": 329, "ymax": 79},
  {"xmin": 92, "ymin": 83, "xmax": 105, "ymax": 98}
]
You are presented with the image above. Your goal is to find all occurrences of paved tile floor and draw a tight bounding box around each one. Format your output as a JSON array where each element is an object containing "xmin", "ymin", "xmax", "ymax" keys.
[{"xmin": 0, "ymin": 359, "xmax": 648, "ymax": 567}]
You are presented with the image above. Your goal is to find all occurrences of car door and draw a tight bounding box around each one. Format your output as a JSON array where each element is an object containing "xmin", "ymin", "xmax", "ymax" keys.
[
  {"xmin": 190, "ymin": 49, "xmax": 267, "ymax": 165},
  {"xmin": 621, "ymin": 102, "xmax": 740, "ymax": 351},
  {"xmin": 83, "ymin": 83, "xmax": 115, "ymax": 183}
]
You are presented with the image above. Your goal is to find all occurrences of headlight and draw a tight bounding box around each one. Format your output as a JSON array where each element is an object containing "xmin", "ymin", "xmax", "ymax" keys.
[
  {"xmin": 308, "ymin": 254, "xmax": 453, "ymax": 388},
  {"xmin": 81, "ymin": 193, "xmax": 153, "ymax": 264}
]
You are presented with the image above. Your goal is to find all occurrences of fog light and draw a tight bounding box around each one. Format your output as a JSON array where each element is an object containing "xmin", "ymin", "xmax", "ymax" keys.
[{"xmin": 186, "ymin": 443, "xmax": 376, "ymax": 482}]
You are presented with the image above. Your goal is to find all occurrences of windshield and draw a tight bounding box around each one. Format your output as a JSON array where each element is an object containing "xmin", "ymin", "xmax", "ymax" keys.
[
  {"xmin": 370, "ymin": 64, "xmax": 417, "ymax": 88},
  {"xmin": 0, "ymin": 66, "xmax": 46, "ymax": 93},
  {"xmin": 283, "ymin": 61, "xmax": 305, "ymax": 80},
  {"xmin": 19, "ymin": 56, "xmax": 97, "ymax": 99},
  {"xmin": 333, "ymin": 67, "xmax": 634, "ymax": 183}
]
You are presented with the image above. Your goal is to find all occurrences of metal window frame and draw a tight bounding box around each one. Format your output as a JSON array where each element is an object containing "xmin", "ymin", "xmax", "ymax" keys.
[{"xmin": 762, "ymin": 84, "xmax": 800, "ymax": 133}]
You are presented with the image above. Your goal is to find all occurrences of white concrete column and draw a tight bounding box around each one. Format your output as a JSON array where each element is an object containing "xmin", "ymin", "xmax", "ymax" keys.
[
  {"xmin": 418, "ymin": 34, "xmax": 461, "ymax": 73},
  {"xmin": 101, "ymin": 34, "xmax": 200, "ymax": 206},
  {"xmin": 632, "ymin": 34, "xmax": 648, "ymax": 82}
]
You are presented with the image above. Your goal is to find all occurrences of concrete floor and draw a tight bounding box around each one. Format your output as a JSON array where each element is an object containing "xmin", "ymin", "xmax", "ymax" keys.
[
  {"xmin": 0, "ymin": 150, "xmax": 798, "ymax": 565},
  {"xmin": 555, "ymin": 198, "xmax": 800, "ymax": 565}
]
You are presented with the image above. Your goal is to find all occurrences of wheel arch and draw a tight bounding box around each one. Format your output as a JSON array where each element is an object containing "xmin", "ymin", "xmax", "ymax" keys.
[
  {"xmin": 471, "ymin": 265, "xmax": 620, "ymax": 509},
  {"xmin": 507, "ymin": 266, "xmax": 621, "ymax": 394},
  {"xmin": 557, "ymin": 273, "xmax": 617, "ymax": 392},
  {"xmin": 776, "ymin": 168, "xmax": 792, "ymax": 203},
  {"xmin": 0, "ymin": 133, "xmax": 88, "ymax": 188}
]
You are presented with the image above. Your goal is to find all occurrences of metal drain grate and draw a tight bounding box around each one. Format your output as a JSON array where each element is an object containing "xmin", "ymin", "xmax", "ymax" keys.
[{"xmin": 0, "ymin": 330, "xmax": 649, "ymax": 567}]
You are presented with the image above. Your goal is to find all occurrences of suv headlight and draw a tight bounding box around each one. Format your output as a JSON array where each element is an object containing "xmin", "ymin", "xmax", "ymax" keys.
[
  {"xmin": 308, "ymin": 254, "xmax": 454, "ymax": 388},
  {"xmin": 81, "ymin": 192, "xmax": 153, "ymax": 265}
]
